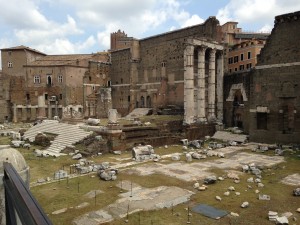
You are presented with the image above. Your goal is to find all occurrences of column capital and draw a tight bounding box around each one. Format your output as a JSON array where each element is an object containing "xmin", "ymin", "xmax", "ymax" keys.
[
  {"xmin": 199, "ymin": 45, "xmax": 207, "ymax": 52},
  {"xmin": 185, "ymin": 45, "xmax": 194, "ymax": 55},
  {"xmin": 209, "ymin": 48, "xmax": 217, "ymax": 57}
]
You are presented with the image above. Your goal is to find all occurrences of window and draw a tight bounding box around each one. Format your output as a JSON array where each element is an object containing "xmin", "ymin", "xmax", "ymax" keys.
[
  {"xmin": 239, "ymin": 65, "xmax": 244, "ymax": 71},
  {"xmin": 228, "ymin": 57, "xmax": 233, "ymax": 64},
  {"xmin": 8, "ymin": 51, "xmax": 12, "ymax": 56},
  {"xmin": 107, "ymin": 80, "xmax": 111, "ymax": 87},
  {"xmin": 233, "ymin": 56, "xmax": 238, "ymax": 63},
  {"xmin": 248, "ymin": 51, "xmax": 251, "ymax": 59},
  {"xmin": 161, "ymin": 62, "xmax": 166, "ymax": 67},
  {"xmin": 235, "ymin": 68, "xmax": 237, "ymax": 71},
  {"xmin": 47, "ymin": 75, "xmax": 52, "ymax": 86},
  {"xmin": 246, "ymin": 63, "xmax": 252, "ymax": 69},
  {"xmin": 45, "ymin": 94, "xmax": 48, "ymax": 100},
  {"xmin": 58, "ymin": 75, "xmax": 63, "ymax": 83},
  {"xmin": 34, "ymin": 75, "xmax": 41, "ymax": 84},
  {"xmin": 240, "ymin": 53, "xmax": 244, "ymax": 61},
  {"xmin": 60, "ymin": 94, "xmax": 63, "ymax": 100},
  {"xmin": 8, "ymin": 62, "xmax": 13, "ymax": 68},
  {"xmin": 257, "ymin": 113, "xmax": 267, "ymax": 130}
]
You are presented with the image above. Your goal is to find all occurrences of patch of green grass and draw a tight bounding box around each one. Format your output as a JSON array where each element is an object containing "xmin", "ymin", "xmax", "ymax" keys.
[{"xmin": 0, "ymin": 136, "xmax": 11, "ymax": 145}]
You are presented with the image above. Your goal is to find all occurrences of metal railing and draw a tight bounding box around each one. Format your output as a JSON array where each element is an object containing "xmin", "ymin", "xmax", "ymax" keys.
[{"xmin": 3, "ymin": 162, "xmax": 53, "ymax": 225}]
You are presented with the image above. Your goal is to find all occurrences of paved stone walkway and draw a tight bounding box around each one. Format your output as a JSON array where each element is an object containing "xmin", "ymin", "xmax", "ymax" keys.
[{"xmin": 281, "ymin": 173, "xmax": 300, "ymax": 186}]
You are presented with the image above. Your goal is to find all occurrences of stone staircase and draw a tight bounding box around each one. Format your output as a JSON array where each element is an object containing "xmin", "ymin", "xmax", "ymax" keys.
[
  {"xmin": 24, "ymin": 120, "xmax": 93, "ymax": 156},
  {"xmin": 123, "ymin": 108, "xmax": 152, "ymax": 120}
]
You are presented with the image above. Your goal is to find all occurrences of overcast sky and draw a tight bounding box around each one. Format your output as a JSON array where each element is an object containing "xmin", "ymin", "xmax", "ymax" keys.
[{"xmin": 0, "ymin": 0, "xmax": 299, "ymax": 57}]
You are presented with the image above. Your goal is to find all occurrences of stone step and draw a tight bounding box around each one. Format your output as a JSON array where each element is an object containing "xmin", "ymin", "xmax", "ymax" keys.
[{"xmin": 23, "ymin": 121, "xmax": 92, "ymax": 156}]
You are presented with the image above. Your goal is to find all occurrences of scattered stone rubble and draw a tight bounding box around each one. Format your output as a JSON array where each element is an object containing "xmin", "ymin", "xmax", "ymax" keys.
[
  {"xmin": 293, "ymin": 188, "xmax": 300, "ymax": 196},
  {"xmin": 132, "ymin": 145, "xmax": 155, "ymax": 161},
  {"xmin": 54, "ymin": 170, "xmax": 68, "ymax": 180},
  {"xmin": 86, "ymin": 118, "xmax": 100, "ymax": 126}
]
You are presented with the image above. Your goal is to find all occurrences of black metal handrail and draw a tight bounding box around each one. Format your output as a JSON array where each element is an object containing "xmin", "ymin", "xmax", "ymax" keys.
[{"xmin": 3, "ymin": 162, "xmax": 53, "ymax": 225}]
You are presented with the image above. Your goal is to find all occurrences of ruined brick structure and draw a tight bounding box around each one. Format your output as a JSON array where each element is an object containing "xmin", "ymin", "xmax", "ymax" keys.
[
  {"xmin": 110, "ymin": 30, "xmax": 134, "ymax": 51},
  {"xmin": 248, "ymin": 11, "xmax": 300, "ymax": 143},
  {"xmin": 223, "ymin": 71, "xmax": 250, "ymax": 132},
  {"xmin": 110, "ymin": 17, "xmax": 225, "ymax": 125},
  {"xmin": 83, "ymin": 59, "xmax": 112, "ymax": 118},
  {"xmin": 0, "ymin": 71, "xmax": 10, "ymax": 121},
  {"xmin": 0, "ymin": 46, "xmax": 110, "ymax": 122}
]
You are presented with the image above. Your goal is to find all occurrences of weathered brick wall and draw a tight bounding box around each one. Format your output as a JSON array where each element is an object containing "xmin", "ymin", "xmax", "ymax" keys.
[
  {"xmin": 258, "ymin": 11, "xmax": 300, "ymax": 65},
  {"xmin": 249, "ymin": 11, "xmax": 300, "ymax": 143},
  {"xmin": 110, "ymin": 49, "xmax": 132, "ymax": 115},
  {"xmin": 249, "ymin": 66, "xmax": 300, "ymax": 143},
  {"xmin": 0, "ymin": 73, "xmax": 11, "ymax": 122}
]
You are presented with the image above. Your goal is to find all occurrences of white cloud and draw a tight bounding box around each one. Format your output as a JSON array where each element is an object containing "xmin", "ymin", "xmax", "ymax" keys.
[
  {"xmin": 181, "ymin": 15, "xmax": 204, "ymax": 28},
  {"xmin": 217, "ymin": 0, "xmax": 300, "ymax": 31},
  {"xmin": 0, "ymin": 0, "xmax": 50, "ymax": 29},
  {"xmin": 14, "ymin": 15, "xmax": 83, "ymax": 45},
  {"xmin": 61, "ymin": 0, "xmax": 204, "ymax": 50},
  {"xmin": 258, "ymin": 24, "xmax": 272, "ymax": 33}
]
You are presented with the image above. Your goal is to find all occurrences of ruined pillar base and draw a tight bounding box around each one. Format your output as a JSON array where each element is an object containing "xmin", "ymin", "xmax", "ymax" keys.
[
  {"xmin": 183, "ymin": 116, "xmax": 195, "ymax": 125},
  {"xmin": 195, "ymin": 117, "xmax": 207, "ymax": 124},
  {"xmin": 207, "ymin": 115, "xmax": 217, "ymax": 123}
]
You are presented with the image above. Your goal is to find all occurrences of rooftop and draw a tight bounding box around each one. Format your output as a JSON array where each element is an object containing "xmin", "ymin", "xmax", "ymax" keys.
[
  {"xmin": 235, "ymin": 33, "xmax": 270, "ymax": 40},
  {"xmin": 0, "ymin": 45, "xmax": 46, "ymax": 55},
  {"xmin": 25, "ymin": 54, "xmax": 95, "ymax": 66}
]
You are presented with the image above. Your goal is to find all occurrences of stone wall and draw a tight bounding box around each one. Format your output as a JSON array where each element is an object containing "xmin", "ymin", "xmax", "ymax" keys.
[
  {"xmin": 249, "ymin": 11, "xmax": 300, "ymax": 144},
  {"xmin": 258, "ymin": 11, "xmax": 300, "ymax": 65},
  {"xmin": 249, "ymin": 66, "xmax": 300, "ymax": 143}
]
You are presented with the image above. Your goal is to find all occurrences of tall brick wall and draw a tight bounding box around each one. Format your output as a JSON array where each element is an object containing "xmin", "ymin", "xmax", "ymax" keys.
[
  {"xmin": 249, "ymin": 11, "xmax": 300, "ymax": 144},
  {"xmin": 258, "ymin": 11, "xmax": 300, "ymax": 65}
]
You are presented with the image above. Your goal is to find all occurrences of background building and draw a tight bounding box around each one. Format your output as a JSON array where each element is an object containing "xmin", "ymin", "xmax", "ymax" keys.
[
  {"xmin": 227, "ymin": 39, "xmax": 266, "ymax": 73},
  {"xmin": 0, "ymin": 46, "xmax": 110, "ymax": 122}
]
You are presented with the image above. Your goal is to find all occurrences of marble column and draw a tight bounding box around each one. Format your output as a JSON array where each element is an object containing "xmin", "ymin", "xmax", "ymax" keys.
[
  {"xmin": 38, "ymin": 95, "xmax": 46, "ymax": 119},
  {"xmin": 196, "ymin": 46, "xmax": 207, "ymax": 122},
  {"xmin": 183, "ymin": 45, "xmax": 195, "ymax": 124},
  {"xmin": 48, "ymin": 103, "xmax": 52, "ymax": 119},
  {"xmin": 13, "ymin": 104, "xmax": 17, "ymax": 123},
  {"xmin": 216, "ymin": 51, "xmax": 224, "ymax": 123},
  {"xmin": 21, "ymin": 107, "xmax": 27, "ymax": 122},
  {"xmin": 30, "ymin": 107, "xmax": 37, "ymax": 121},
  {"xmin": 208, "ymin": 48, "xmax": 216, "ymax": 122}
]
